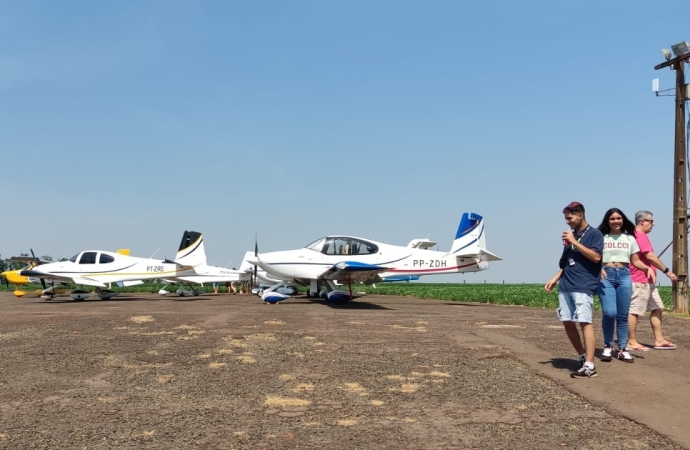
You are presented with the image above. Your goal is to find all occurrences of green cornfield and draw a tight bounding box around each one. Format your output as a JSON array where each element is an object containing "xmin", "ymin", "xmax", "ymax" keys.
[{"xmin": 352, "ymin": 283, "xmax": 674, "ymax": 310}]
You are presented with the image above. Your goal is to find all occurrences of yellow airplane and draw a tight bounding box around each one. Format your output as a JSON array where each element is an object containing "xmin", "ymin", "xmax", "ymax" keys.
[
  {"xmin": 1, "ymin": 249, "xmax": 131, "ymax": 297},
  {"xmin": 1, "ymin": 257, "xmax": 55, "ymax": 297}
]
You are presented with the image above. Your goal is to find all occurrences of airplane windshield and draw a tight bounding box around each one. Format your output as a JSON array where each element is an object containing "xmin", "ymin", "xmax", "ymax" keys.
[
  {"xmin": 68, "ymin": 254, "xmax": 79, "ymax": 263},
  {"xmin": 305, "ymin": 238, "xmax": 325, "ymax": 252},
  {"xmin": 321, "ymin": 237, "xmax": 378, "ymax": 255}
]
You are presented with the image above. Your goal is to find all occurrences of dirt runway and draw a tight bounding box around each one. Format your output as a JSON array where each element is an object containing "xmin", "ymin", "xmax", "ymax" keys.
[{"xmin": 0, "ymin": 291, "xmax": 687, "ymax": 449}]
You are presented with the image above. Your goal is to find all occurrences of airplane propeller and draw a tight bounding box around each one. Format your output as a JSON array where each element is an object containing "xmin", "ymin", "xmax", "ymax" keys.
[
  {"xmin": 29, "ymin": 249, "xmax": 47, "ymax": 290},
  {"xmin": 253, "ymin": 236, "xmax": 258, "ymax": 293},
  {"xmin": 1, "ymin": 274, "xmax": 9, "ymax": 291}
]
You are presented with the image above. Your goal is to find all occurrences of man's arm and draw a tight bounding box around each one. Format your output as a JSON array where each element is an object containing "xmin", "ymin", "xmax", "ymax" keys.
[
  {"xmin": 563, "ymin": 231, "xmax": 602, "ymax": 263},
  {"xmin": 570, "ymin": 240, "xmax": 602, "ymax": 263},
  {"xmin": 641, "ymin": 251, "xmax": 678, "ymax": 282},
  {"xmin": 544, "ymin": 269, "xmax": 563, "ymax": 292}
]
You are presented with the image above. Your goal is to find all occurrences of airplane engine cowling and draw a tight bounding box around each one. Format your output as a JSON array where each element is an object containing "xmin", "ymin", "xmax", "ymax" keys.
[
  {"xmin": 262, "ymin": 291, "xmax": 290, "ymax": 304},
  {"xmin": 327, "ymin": 291, "xmax": 350, "ymax": 302}
]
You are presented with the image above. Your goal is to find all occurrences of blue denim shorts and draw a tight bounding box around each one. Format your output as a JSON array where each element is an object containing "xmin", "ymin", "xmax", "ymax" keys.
[{"xmin": 557, "ymin": 291, "xmax": 593, "ymax": 323}]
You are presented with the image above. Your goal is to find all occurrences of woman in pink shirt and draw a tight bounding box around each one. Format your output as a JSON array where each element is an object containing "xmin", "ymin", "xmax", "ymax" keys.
[{"xmin": 596, "ymin": 208, "xmax": 655, "ymax": 363}]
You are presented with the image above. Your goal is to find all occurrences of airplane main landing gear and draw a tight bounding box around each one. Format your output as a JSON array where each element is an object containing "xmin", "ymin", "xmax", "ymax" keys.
[{"xmin": 70, "ymin": 290, "xmax": 92, "ymax": 302}]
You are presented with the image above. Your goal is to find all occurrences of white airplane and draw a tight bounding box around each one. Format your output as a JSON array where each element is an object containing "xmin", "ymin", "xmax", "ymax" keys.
[
  {"xmin": 158, "ymin": 260, "xmax": 251, "ymax": 296},
  {"xmin": 238, "ymin": 250, "xmax": 417, "ymax": 298},
  {"xmin": 21, "ymin": 231, "xmax": 208, "ymax": 301},
  {"xmin": 248, "ymin": 212, "xmax": 501, "ymax": 303}
]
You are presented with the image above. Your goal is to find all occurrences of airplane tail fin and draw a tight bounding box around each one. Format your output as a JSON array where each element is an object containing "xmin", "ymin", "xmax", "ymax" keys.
[
  {"xmin": 238, "ymin": 251, "xmax": 254, "ymax": 273},
  {"xmin": 450, "ymin": 213, "xmax": 501, "ymax": 261},
  {"xmin": 174, "ymin": 231, "xmax": 207, "ymax": 266}
]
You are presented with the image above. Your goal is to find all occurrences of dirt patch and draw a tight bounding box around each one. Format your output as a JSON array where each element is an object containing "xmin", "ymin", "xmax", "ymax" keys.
[
  {"xmin": 0, "ymin": 332, "xmax": 21, "ymax": 340},
  {"xmin": 0, "ymin": 292, "xmax": 686, "ymax": 449},
  {"xmin": 264, "ymin": 320, "xmax": 285, "ymax": 325},
  {"xmin": 337, "ymin": 420, "xmax": 357, "ymax": 426},
  {"xmin": 264, "ymin": 396, "xmax": 311, "ymax": 407},
  {"xmin": 291, "ymin": 383, "xmax": 314, "ymax": 393},
  {"xmin": 129, "ymin": 315, "xmax": 154, "ymax": 324}
]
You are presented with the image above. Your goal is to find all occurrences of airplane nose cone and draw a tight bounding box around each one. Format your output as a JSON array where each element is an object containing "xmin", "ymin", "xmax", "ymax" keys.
[{"xmin": 246, "ymin": 257, "xmax": 259, "ymax": 266}]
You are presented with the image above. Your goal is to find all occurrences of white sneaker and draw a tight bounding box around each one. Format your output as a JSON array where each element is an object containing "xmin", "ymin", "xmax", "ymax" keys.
[
  {"xmin": 601, "ymin": 346, "xmax": 613, "ymax": 362},
  {"xmin": 617, "ymin": 350, "xmax": 634, "ymax": 363}
]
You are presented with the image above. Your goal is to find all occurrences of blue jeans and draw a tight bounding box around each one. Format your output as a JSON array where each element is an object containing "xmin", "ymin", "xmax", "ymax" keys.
[{"xmin": 597, "ymin": 266, "xmax": 632, "ymax": 349}]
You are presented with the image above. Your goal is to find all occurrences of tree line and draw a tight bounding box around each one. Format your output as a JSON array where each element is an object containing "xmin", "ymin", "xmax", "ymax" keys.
[{"xmin": 0, "ymin": 254, "xmax": 58, "ymax": 272}]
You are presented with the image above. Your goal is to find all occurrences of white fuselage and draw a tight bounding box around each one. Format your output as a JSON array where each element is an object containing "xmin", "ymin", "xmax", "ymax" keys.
[
  {"xmin": 171, "ymin": 264, "xmax": 250, "ymax": 285},
  {"xmin": 27, "ymin": 251, "xmax": 199, "ymax": 287},
  {"xmin": 256, "ymin": 240, "xmax": 483, "ymax": 283}
]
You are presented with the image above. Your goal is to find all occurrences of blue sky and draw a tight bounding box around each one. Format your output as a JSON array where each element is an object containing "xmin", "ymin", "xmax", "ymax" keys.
[{"xmin": 0, "ymin": 1, "xmax": 686, "ymax": 284}]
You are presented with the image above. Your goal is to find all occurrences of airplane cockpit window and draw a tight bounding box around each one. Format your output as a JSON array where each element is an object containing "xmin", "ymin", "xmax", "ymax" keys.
[
  {"xmin": 320, "ymin": 237, "xmax": 379, "ymax": 255},
  {"xmin": 99, "ymin": 254, "xmax": 115, "ymax": 264},
  {"xmin": 305, "ymin": 238, "xmax": 326, "ymax": 252},
  {"xmin": 351, "ymin": 238, "xmax": 378, "ymax": 255},
  {"xmin": 68, "ymin": 254, "xmax": 79, "ymax": 263},
  {"xmin": 79, "ymin": 252, "xmax": 97, "ymax": 264},
  {"xmin": 322, "ymin": 237, "xmax": 346, "ymax": 255}
]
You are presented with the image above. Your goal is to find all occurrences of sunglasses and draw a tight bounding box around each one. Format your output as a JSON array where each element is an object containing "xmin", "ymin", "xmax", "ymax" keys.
[{"xmin": 643, "ymin": 219, "xmax": 654, "ymax": 224}]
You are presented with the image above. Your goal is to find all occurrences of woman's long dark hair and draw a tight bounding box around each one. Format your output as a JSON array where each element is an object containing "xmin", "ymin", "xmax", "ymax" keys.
[{"xmin": 598, "ymin": 208, "xmax": 636, "ymax": 235}]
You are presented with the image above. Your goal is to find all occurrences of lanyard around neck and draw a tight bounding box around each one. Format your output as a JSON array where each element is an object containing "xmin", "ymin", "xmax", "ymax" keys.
[{"xmin": 571, "ymin": 225, "xmax": 590, "ymax": 251}]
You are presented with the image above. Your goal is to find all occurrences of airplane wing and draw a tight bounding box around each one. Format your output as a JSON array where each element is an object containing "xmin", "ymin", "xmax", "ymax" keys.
[
  {"xmin": 20, "ymin": 270, "xmax": 71, "ymax": 283},
  {"xmin": 19, "ymin": 270, "xmax": 107, "ymax": 288},
  {"xmin": 71, "ymin": 277, "xmax": 107, "ymax": 288},
  {"xmin": 318, "ymin": 261, "xmax": 389, "ymax": 283}
]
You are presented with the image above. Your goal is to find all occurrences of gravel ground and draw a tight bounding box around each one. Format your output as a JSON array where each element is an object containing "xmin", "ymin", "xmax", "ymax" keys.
[{"xmin": 0, "ymin": 291, "xmax": 684, "ymax": 449}]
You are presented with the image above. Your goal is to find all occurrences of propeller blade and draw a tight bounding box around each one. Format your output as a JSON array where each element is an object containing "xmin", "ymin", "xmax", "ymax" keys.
[
  {"xmin": 40, "ymin": 278, "xmax": 47, "ymax": 290},
  {"xmin": 1, "ymin": 275, "xmax": 9, "ymax": 291},
  {"xmin": 252, "ymin": 235, "xmax": 259, "ymax": 291}
]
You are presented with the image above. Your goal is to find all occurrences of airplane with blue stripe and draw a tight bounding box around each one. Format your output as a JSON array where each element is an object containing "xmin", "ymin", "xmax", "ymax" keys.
[{"xmin": 248, "ymin": 212, "xmax": 500, "ymax": 303}]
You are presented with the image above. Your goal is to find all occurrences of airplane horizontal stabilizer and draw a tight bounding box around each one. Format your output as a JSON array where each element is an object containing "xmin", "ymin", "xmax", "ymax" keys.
[
  {"xmin": 164, "ymin": 258, "xmax": 187, "ymax": 266},
  {"xmin": 319, "ymin": 261, "xmax": 388, "ymax": 282},
  {"xmin": 479, "ymin": 249, "xmax": 502, "ymax": 262}
]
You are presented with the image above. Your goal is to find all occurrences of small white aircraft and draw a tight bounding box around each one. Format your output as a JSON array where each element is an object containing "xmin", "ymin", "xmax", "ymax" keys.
[
  {"xmin": 158, "ymin": 260, "xmax": 251, "ymax": 296},
  {"xmin": 21, "ymin": 231, "xmax": 208, "ymax": 301},
  {"xmin": 248, "ymin": 212, "xmax": 501, "ymax": 303},
  {"xmin": 236, "ymin": 249, "xmax": 419, "ymax": 297}
]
